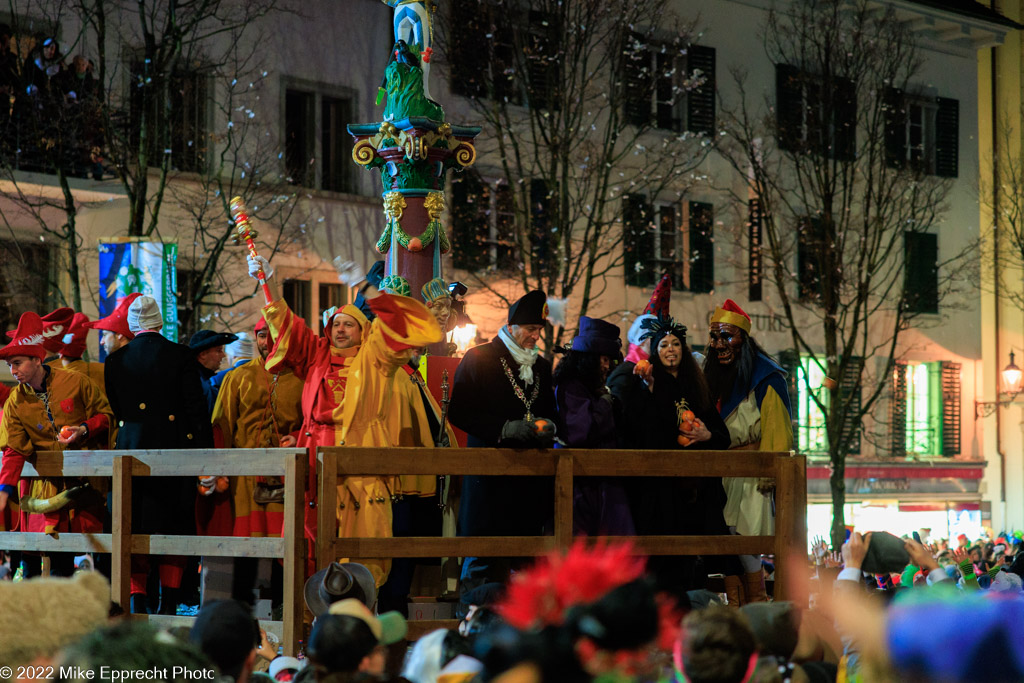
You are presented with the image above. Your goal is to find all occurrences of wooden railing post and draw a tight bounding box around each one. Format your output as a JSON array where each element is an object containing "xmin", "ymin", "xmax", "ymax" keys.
[
  {"xmin": 773, "ymin": 453, "xmax": 807, "ymax": 602},
  {"xmin": 110, "ymin": 455, "xmax": 133, "ymax": 610},
  {"xmin": 317, "ymin": 447, "xmax": 338, "ymax": 571},
  {"xmin": 283, "ymin": 450, "xmax": 307, "ymax": 656},
  {"xmin": 554, "ymin": 451, "xmax": 573, "ymax": 547}
]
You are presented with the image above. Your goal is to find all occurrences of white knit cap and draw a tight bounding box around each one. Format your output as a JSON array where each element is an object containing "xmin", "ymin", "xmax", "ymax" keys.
[
  {"xmin": 627, "ymin": 314, "xmax": 655, "ymax": 346},
  {"xmin": 225, "ymin": 331, "xmax": 254, "ymax": 360},
  {"xmin": 127, "ymin": 295, "xmax": 163, "ymax": 333}
]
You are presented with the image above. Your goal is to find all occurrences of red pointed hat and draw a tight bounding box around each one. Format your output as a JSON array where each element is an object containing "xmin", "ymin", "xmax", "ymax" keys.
[
  {"xmin": 84, "ymin": 293, "xmax": 142, "ymax": 340},
  {"xmin": 5, "ymin": 306, "xmax": 74, "ymax": 353},
  {"xmin": 58, "ymin": 312, "xmax": 91, "ymax": 358},
  {"xmin": 0, "ymin": 311, "xmax": 49, "ymax": 360},
  {"xmin": 710, "ymin": 299, "xmax": 752, "ymax": 334},
  {"xmin": 642, "ymin": 273, "xmax": 672, "ymax": 318}
]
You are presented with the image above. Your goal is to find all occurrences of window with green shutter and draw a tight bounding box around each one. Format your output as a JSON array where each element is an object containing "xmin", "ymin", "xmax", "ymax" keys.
[
  {"xmin": 891, "ymin": 360, "xmax": 959, "ymax": 457},
  {"xmin": 792, "ymin": 354, "xmax": 861, "ymax": 456}
]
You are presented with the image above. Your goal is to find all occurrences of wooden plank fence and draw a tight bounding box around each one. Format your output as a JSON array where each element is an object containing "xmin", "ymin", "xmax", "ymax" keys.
[{"xmin": 2, "ymin": 447, "xmax": 806, "ymax": 652}]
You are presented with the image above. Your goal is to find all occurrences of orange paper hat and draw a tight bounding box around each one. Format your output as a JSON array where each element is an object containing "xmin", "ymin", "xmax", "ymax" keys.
[
  {"xmin": 6, "ymin": 306, "xmax": 74, "ymax": 353},
  {"xmin": 0, "ymin": 311, "xmax": 49, "ymax": 360},
  {"xmin": 84, "ymin": 293, "xmax": 142, "ymax": 340},
  {"xmin": 710, "ymin": 299, "xmax": 751, "ymax": 334}
]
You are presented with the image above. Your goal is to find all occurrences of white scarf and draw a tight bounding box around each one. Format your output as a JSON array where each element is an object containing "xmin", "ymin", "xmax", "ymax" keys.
[{"xmin": 498, "ymin": 325, "xmax": 539, "ymax": 385}]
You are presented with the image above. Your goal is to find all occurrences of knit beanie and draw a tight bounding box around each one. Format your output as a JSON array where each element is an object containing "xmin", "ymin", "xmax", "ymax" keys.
[{"xmin": 127, "ymin": 295, "xmax": 163, "ymax": 333}]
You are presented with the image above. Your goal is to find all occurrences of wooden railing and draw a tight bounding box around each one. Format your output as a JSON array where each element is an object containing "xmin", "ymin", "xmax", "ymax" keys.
[
  {"xmin": 1, "ymin": 447, "xmax": 806, "ymax": 652},
  {"xmin": 3, "ymin": 448, "xmax": 307, "ymax": 654},
  {"xmin": 319, "ymin": 447, "xmax": 806, "ymax": 636}
]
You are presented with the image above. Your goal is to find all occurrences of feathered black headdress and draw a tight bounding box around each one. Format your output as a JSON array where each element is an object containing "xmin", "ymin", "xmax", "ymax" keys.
[{"xmin": 638, "ymin": 313, "xmax": 687, "ymax": 344}]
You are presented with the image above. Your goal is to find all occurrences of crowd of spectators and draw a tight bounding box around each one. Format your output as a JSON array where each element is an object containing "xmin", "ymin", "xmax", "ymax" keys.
[
  {"xmin": 2, "ymin": 529, "xmax": 1022, "ymax": 683},
  {"xmin": 0, "ymin": 27, "xmax": 104, "ymax": 179}
]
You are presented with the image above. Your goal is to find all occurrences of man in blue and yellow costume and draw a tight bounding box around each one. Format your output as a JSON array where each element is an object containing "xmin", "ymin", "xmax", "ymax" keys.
[
  {"xmin": 247, "ymin": 255, "xmax": 443, "ymax": 587},
  {"xmin": 703, "ymin": 299, "xmax": 793, "ymax": 605}
]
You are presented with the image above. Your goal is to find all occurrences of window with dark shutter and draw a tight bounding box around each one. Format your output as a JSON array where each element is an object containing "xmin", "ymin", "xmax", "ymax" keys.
[
  {"xmin": 450, "ymin": 172, "xmax": 492, "ymax": 271},
  {"xmin": 624, "ymin": 194, "xmax": 654, "ymax": 287},
  {"xmin": 891, "ymin": 360, "xmax": 908, "ymax": 458},
  {"xmin": 776, "ymin": 64, "xmax": 804, "ymax": 152},
  {"xmin": 935, "ymin": 97, "xmax": 958, "ymax": 178},
  {"xmin": 838, "ymin": 356, "xmax": 862, "ymax": 455},
  {"xmin": 884, "ymin": 87, "xmax": 907, "ymax": 169},
  {"xmin": 623, "ymin": 32, "xmax": 652, "ymax": 126},
  {"xmin": 775, "ymin": 64, "xmax": 855, "ymax": 160},
  {"xmin": 832, "ymin": 77, "xmax": 856, "ymax": 161},
  {"xmin": 686, "ymin": 45, "xmax": 716, "ymax": 135},
  {"xmin": 688, "ymin": 201, "xmax": 714, "ymax": 293},
  {"xmin": 448, "ymin": 1, "xmax": 488, "ymax": 98},
  {"xmin": 941, "ymin": 361, "xmax": 961, "ymax": 456},
  {"xmin": 526, "ymin": 9, "xmax": 559, "ymax": 111},
  {"xmin": 797, "ymin": 215, "xmax": 824, "ymax": 303},
  {"xmin": 903, "ymin": 232, "xmax": 938, "ymax": 314}
]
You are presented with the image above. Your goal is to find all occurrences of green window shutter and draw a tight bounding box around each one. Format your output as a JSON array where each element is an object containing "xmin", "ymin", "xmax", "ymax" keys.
[
  {"xmin": 839, "ymin": 356, "xmax": 862, "ymax": 455},
  {"xmin": 688, "ymin": 201, "xmax": 714, "ymax": 293},
  {"xmin": 904, "ymin": 232, "xmax": 938, "ymax": 314},
  {"xmin": 777, "ymin": 349, "xmax": 800, "ymax": 438},
  {"xmin": 891, "ymin": 361, "xmax": 907, "ymax": 458},
  {"xmin": 935, "ymin": 97, "xmax": 959, "ymax": 178},
  {"xmin": 623, "ymin": 194, "xmax": 654, "ymax": 287},
  {"xmin": 686, "ymin": 44, "xmax": 716, "ymax": 136},
  {"xmin": 941, "ymin": 361, "xmax": 961, "ymax": 456}
]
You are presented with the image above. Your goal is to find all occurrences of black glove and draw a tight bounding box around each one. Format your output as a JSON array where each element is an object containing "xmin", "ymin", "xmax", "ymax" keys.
[{"xmin": 500, "ymin": 419, "xmax": 537, "ymax": 444}]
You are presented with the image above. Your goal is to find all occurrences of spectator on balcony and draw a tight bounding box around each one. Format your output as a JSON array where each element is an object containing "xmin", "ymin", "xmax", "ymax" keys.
[
  {"xmin": 552, "ymin": 315, "xmax": 634, "ymax": 536},
  {"xmin": 104, "ymin": 295, "xmax": 212, "ymax": 614},
  {"xmin": 210, "ymin": 331, "xmax": 255, "ymax": 395},
  {"xmin": 614, "ymin": 314, "xmax": 737, "ymax": 598},
  {"xmin": 247, "ymin": 255, "xmax": 443, "ymax": 587},
  {"xmin": 703, "ymin": 299, "xmax": 793, "ymax": 605},
  {"xmin": 0, "ymin": 311, "xmax": 112, "ymax": 577},
  {"xmin": 0, "ymin": 25, "xmax": 20, "ymax": 133},
  {"xmin": 448, "ymin": 290, "xmax": 557, "ymax": 588}
]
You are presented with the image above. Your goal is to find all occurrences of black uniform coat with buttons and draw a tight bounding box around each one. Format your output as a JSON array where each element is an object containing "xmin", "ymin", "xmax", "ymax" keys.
[
  {"xmin": 448, "ymin": 336, "xmax": 556, "ymax": 537},
  {"xmin": 105, "ymin": 331, "xmax": 213, "ymax": 535}
]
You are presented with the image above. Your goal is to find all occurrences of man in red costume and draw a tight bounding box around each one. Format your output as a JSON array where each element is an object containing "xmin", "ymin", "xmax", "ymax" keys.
[
  {"xmin": 247, "ymin": 255, "xmax": 443, "ymax": 586},
  {"xmin": 0, "ymin": 312, "xmax": 113, "ymax": 577}
]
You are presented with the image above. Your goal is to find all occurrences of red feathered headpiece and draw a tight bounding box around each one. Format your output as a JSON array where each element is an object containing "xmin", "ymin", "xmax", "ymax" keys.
[
  {"xmin": 642, "ymin": 274, "xmax": 672, "ymax": 317},
  {"xmin": 498, "ymin": 540, "xmax": 647, "ymax": 630}
]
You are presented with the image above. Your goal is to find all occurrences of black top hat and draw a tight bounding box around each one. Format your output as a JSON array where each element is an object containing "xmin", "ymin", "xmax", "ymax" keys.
[
  {"xmin": 508, "ymin": 290, "xmax": 547, "ymax": 326},
  {"xmin": 303, "ymin": 561, "xmax": 377, "ymax": 617},
  {"xmin": 570, "ymin": 316, "xmax": 622, "ymax": 359},
  {"xmin": 188, "ymin": 329, "xmax": 239, "ymax": 353}
]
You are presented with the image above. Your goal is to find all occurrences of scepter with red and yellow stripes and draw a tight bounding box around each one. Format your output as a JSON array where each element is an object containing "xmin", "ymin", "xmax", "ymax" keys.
[{"xmin": 229, "ymin": 196, "xmax": 274, "ymax": 306}]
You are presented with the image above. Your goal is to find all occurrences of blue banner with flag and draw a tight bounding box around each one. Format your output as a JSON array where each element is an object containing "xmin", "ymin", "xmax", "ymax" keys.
[{"xmin": 98, "ymin": 240, "xmax": 178, "ymax": 356}]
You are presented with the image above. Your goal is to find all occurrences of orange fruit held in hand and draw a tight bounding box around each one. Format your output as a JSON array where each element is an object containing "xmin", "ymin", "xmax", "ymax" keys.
[
  {"xmin": 677, "ymin": 434, "xmax": 692, "ymax": 446},
  {"xmin": 635, "ymin": 359, "xmax": 651, "ymax": 373},
  {"xmin": 59, "ymin": 425, "xmax": 76, "ymax": 440},
  {"xmin": 681, "ymin": 409, "xmax": 695, "ymax": 423},
  {"xmin": 679, "ymin": 420, "xmax": 693, "ymax": 432}
]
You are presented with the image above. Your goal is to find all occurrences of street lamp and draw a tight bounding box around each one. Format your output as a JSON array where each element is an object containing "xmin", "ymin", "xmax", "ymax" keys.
[{"xmin": 974, "ymin": 351, "xmax": 1024, "ymax": 419}]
